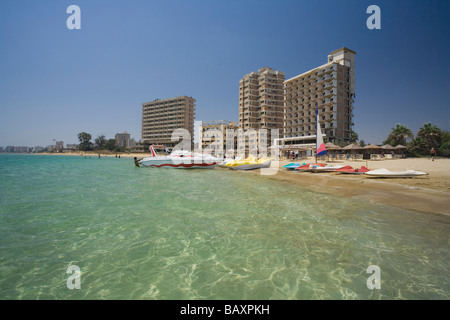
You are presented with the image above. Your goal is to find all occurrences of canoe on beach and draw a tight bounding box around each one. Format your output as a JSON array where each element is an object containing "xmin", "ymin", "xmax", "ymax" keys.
[
  {"xmin": 365, "ymin": 168, "xmax": 428, "ymax": 178},
  {"xmin": 283, "ymin": 163, "xmax": 305, "ymax": 170},
  {"xmin": 334, "ymin": 165, "xmax": 369, "ymax": 174},
  {"xmin": 294, "ymin": 163, "xmax": 326, "ymax": 172}
]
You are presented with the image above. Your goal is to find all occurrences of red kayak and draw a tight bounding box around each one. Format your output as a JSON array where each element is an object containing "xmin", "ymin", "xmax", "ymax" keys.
[
  {"xmin": 294, "ymin": 163, "xmax": 326, "ymax": 171},
  {"xmin": 334, "ymin": 165, "xmax": 369, "ymax": 174}
]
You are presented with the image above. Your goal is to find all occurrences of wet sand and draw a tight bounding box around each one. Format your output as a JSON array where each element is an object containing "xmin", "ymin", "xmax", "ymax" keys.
[{"xmin": 255, "ymin": 158, "xmax": 450, "ymax": 216}]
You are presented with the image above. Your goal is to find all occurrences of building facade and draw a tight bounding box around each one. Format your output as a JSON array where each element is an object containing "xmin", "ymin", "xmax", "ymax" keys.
[
  {"xmin": 199, "ymin": 120, "xmax": 238, "ymax": 157},
  {"xmin": 239, "ymin": 67, "xmax": 285, "ymax": 131},
  {"xmin": 115, "ymin": 132, "xmax": 131, "ymax": 148},
  {"xmin": 55, "ymin": 141, "xmax": 64, "ymax": 150},
  {"xmin": 141, "ymin": 96, "xmax": 196, "ymax": 148},
  {"xmin": 283, "ymin": 47, "xmax": 356, "ymax": 145},
  {"xmin": 238, "ymin": 67, "xmax": 285, "ymax": 155}
]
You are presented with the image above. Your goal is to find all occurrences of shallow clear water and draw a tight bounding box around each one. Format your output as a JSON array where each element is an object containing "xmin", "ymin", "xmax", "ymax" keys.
[{"xmin": 0, "ymin": 154, "xmax": 449, "ymax": 299}]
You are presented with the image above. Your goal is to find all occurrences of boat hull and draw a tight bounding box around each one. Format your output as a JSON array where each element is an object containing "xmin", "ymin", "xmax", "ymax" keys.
[
  {"xmin": 230, "ymin": 160, "xmax": 272, "ymax": 171},
  {"xmin": 339, "ymin": 171, "xmax": 367, "ymax": 175},
  {"xmin": 334, "ymin": 166, "xmax": 369, "ymax": 174},
  {"xmin": 139, "ymin": 156, "xmax": 218, "ymax": 168},
  {"xmin": 294, "ymin": 163, "xmax": 326, "ymax": 172},
  {"xmin": 365, "ymin": 169, "xmax": 428, "ymax": 178},
  {"xmin": 309, "ymin": 165, "xmax": 346, "ymax": 172},
  {"xmin": 283, "ymin": 163, "xmax": 303, "ymax": 170}
]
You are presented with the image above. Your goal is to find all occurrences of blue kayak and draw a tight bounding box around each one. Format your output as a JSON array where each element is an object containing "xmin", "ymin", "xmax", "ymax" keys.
[{"xmin": 282, "ymin": 163, "xmax": 305, "ymax": 170}]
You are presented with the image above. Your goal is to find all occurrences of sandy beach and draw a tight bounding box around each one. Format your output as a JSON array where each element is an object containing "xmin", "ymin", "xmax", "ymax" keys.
[
  {"xmin": 259, "ymin": 157, "xmax": 450, "ymax": 216},
  {"xmin": 39, "ymin": 152, "xmax": 450, "ymax": 216}
]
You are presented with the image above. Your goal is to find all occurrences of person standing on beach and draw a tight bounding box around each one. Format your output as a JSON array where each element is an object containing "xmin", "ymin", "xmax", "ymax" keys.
[{"xmin": 430, "ymin": 147, "xmax": 436, "ymax": 161}]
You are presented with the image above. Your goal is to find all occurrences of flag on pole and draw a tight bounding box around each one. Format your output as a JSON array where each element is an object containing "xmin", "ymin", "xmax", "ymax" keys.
[{"xmin": 316, "ymin": 107, "xmax": 327, "ymax": 156}]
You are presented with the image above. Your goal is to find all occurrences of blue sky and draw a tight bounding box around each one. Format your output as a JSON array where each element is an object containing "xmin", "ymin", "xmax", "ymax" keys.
[{"xmin": 1, "ymin": 0, "xmax": 449, "ymax": 147}]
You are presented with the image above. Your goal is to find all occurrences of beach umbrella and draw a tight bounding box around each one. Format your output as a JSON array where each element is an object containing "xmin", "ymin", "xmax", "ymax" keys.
[
  {"xmin": 363, "ymin": 144, "xmax": 382, "ymax": 149},
  {"xmin": 342, "ymin": 143, "xmax": 362, "ymax": 160},
  {"xmin": 325, "ymin": 142, "xmax": 341, "ymax": 149},
  {"xmin": 381, "ymin": 144, "xmax": 395, "ymax": 150},
  {"xmin": 363, "ymin": 144, "xmax": 382, "ymax": 158},
  {"xmin": 342, "ymin": 143, "xmax": 361, "ymax": 150},
  {"xmin": 393, "ymin": 144, "xmax": 406, "ymax": 158},
  {"xmin": 324, "ymin": 142, "xmax": 341, "ymax": 161}
]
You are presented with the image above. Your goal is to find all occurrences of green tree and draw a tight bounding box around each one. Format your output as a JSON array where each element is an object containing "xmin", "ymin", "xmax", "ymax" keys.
[
  {"xmin": 359, "ymin": 140, "xmax": 366, "ymax": 147},
  {"xmin": 350, "ymin": 131, "xmax": 359, "ymax": 144},
  {"xmin": 417, "ymin": 122, "xmax": 442, "ymax": 150},
  {"xmin": 406, "ymin": 136, "xmax": 427, "ymax": 156},
  {"xmin": 95, "ymin": 135, "xmax": 107, "ymax": 149},
  {"xmin": 383, "ymin": 124, "xmax": 413, "ymax": 146},
  {"xmin": 78, "ymin": 132, "xmax": 93, "ymax": 151},
  {"xmin": 105, "ymin": 139, "xmax": 117, "ymax": 151},
  {"xmin": 439, "ymin": 130, "xmax": 450, "ymax": 157}
]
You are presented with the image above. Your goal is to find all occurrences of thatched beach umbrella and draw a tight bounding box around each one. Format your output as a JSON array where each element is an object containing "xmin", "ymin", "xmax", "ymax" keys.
[
  {"xmin": 394, "ymin": 144, "xmax": 407, "ymax": 158},
  {"xmin": 363, "ymin": 144, "xmax": 382, "ymax": 150},
  {"xmin": 324, "ymin": 142, "xmax": 341, "ymax": 161},
  {"xmin": 325, "ymin": 142, "xmax": 341, "ymax": 150},
  {"xmin": 342, "ymin": 143, "xmax": 361, "ymax": 150},
  {"xmin": 381, "ymin": 144, "xmax": 395, "ymax": 150},
  {"xmin": 342, "ymin": 143, "xmax": 362, "ymax": 160},
  {"xmin": 363, "ymin": 144, "xmax": 382, "ymax": 159}
]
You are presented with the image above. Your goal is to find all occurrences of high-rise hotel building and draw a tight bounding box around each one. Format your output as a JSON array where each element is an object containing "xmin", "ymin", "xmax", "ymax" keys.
[
  {"xmin": 238, "ymin": 67, "xmax": 285, "ymax": 154},
  {"xmin": 239, "ymin": 67, "xmax": 285, "ymax": 131},
  {"xmin": 141, "ymin": 96, "xmax": 195, "ymax": 148},
  {"xmin": 284, "ymin": 47, "xmax": 356, "ymax": 145}
]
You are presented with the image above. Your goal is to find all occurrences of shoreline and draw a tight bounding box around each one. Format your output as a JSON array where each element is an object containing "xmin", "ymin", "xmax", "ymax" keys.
[
  {"xmin": 236, "ymin": 158, "xmax": 450, "ymax": 216},
  {"xmin": 22, "ymin": 152, "xmax": 450, "ymax": 216}
]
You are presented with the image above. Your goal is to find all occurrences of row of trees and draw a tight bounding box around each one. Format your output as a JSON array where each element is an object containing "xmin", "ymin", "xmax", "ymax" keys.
[
  {"xmin": 77, "ymin": 132, "xmax": 126, "ymax": 152},
  {"xmin": 383, "ymin": 123, "xmax": 450, "ymax": 157}
]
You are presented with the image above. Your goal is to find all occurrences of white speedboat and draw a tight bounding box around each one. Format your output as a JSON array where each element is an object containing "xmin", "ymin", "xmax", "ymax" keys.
[
  {"xmin": 365, "ymin": 168, "xmax": 428, "ymax": 178},
  {"xmin": 138, "ymin": 146, "xmax": 220, "ymax": 169}
]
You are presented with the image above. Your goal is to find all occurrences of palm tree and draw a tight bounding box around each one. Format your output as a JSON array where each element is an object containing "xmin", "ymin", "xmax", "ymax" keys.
[
  {"xmin": 417, "ymin": 122, "xmax": 442, "ymax": 149},
  {"xmin": 406, "ymin": 136, "xmax": 427, "ymax": 156},
  {"xmin": 350, "ymin": 131, "xmax": 359, "ymax": 144},
  {"xmin": 383, "ymin": 124, "xmax": 413, "ymax": 146}
]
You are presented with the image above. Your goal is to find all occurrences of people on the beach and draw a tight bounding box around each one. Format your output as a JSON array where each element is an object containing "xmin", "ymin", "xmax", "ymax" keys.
[{"xmin": 430, "ymin": 147, "xmax": 436, "ymax": 161}]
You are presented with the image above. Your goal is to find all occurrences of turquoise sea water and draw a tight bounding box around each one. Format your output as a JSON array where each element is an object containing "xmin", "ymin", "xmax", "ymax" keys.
[{"xmin": 0, "ymin": 154, "xmax": 449, "ymax": 300}]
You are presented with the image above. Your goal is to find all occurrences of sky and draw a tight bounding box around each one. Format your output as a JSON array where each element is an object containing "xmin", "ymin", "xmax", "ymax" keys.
[{"xmin": 1, "ymin": 0, "xmax": 449, "ymax": 147}]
